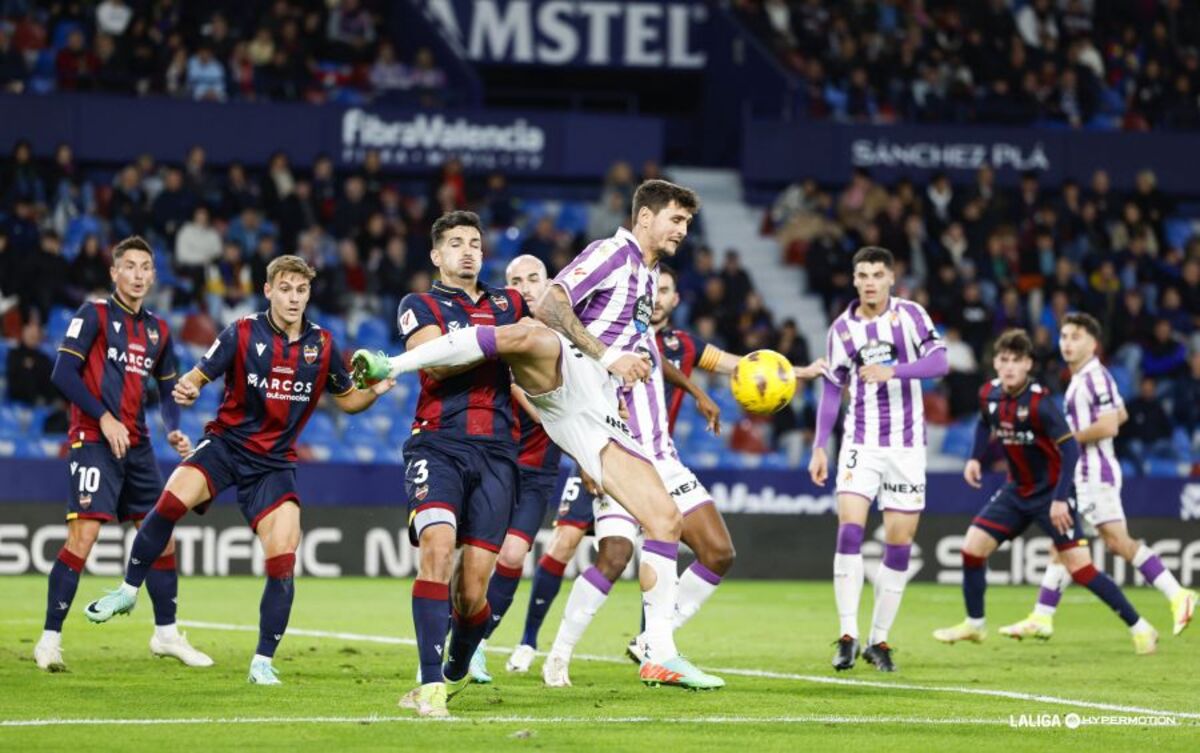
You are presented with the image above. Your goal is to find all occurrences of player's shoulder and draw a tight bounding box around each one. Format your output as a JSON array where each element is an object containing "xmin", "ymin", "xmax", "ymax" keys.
[
  {"xmin": 892, "ymin": 296, "xmax": 931, "ymax": 319},
  {"xmin": 399, "ymin": 290, "xmax": 435, "ymax": 310}
]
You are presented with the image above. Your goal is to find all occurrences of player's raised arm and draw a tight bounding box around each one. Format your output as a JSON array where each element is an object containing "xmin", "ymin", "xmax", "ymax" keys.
[{"xmin": 662, "ymin": 358, "xmax": 719, "ymax": 434}]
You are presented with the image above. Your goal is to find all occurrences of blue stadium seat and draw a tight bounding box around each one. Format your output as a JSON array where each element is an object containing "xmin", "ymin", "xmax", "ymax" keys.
[
  {"xmin": 354, "ymin": 317, "xmax": 391, "ymax": 352},
  {"xmin": 1108, "ymin": 365, "xmax": 1133, "ymax": 402},
  {"xmin": 493, "ymin": 226, "xmax": 523, "ymax": 259},
  {"xmin": 941, "ymin": 420, "xmax": 976, "ymax": 458},
  {"xmin": 761, "ymin": 452, "xmax": 792, "ymax": 470},
  {"xmin": 305, "ymin": 411, "xmax": 339, "ymax": 445},
  {"xmin": 555, "ymin": 203, "xmax": 590, "ymax": 235},
  {"xmin": 47, "ymin": 306, "xmax": 76, "ymax": 345},
  {"xmin": 1145, "ymin": 459, "xmax": 1185, "ymax": 478},
  {"xmin": 1164, "ymin": 219, "xmax": 1197, "ymax": 251},
  {"xmin": 316, "ymin": 317, "xmax": 348, "ymax": 348}
]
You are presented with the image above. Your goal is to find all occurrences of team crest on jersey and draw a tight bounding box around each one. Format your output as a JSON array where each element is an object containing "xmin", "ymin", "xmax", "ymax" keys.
[
  {"xmin": 839, "ymin": 329, "xmax": 852, "ymax": 342},
  {"xmin": 1017, "ymin": 406, "xmax": 1029, "ymax": 420},
  {"xmin": 664, "ymin": 334, "xmax": 679, "ymax": 350},
  {"xmin": 303, "ymin": 344, "xmax": 319, "ymax": 364},
  {"xmin": 490, "ymin": 294, "xmax": 509, "ymax": 311},
  {"xmin": 147, "ymin": 328, "xmax": 159, "ymax": 346},
  {"xmin": 79, "ymin": 494, "xmax": 92, "ymax": 509},
  {"xmin": 414, "ymin": 485, "xmax": 429, "ymax": 501}
]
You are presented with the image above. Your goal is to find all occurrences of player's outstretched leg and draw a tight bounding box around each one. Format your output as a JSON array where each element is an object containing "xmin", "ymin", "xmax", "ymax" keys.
[
  {"xmin": 1059, "ymin": 546, "xmax": 1158, "ymax": 655},
  {"xmin": 145, "ymin": 549, "xmax": 213, "ymax": 667},
  {"xmin": 1001, "ymin": 559, "xmax": 1067, "ymax": 641},
  {"xmin": 1105, "ymin": 525, "xmax": 1196, "ymax": 637}
]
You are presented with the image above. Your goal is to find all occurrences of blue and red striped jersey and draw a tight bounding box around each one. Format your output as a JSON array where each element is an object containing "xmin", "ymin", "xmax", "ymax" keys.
[
  {"xmin": 516, "ymin": 403, "xmax": 562, "ymax": 472},
  {"xmin": 977, "ymin": 379, "xmax": 1074, "ymax": 499},
  {"xmin": 58, "ymin": 295, "xmax": 178, "ymax": 446},
  {"xmin": 195, "ymin": 311, "xmax": 353, "ymax": 465},
  {"xmin": 656, "ymin": 325, "xmax": 720, "ymax": 433},
  {"xmin": 397, "ymin": 281, "xmax": 527, "ymax": 444}
]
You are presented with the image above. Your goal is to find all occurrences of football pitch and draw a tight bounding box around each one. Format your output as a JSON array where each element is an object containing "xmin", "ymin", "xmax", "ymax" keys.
[{"xmin": 0, "ymin": 576, "xmax": 1195, "ymax": 751}]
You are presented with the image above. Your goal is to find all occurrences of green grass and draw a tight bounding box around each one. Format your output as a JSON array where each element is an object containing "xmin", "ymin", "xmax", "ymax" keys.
[{"xmin": 0, "ymin": 575, "xmax": 1196, "ymax": 751}]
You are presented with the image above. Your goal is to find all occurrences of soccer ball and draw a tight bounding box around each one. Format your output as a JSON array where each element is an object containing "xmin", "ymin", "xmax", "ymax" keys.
[{"xmin": 730, "ymin": 350, "xmax": 797, "ymax": 414}]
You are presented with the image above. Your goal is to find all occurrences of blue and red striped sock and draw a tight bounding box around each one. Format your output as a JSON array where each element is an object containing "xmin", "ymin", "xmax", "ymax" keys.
[
  {"xmin": 256, "ymin": 553, "xmax": 296, "ymax": 658},
  {"xmin": 520, "ymin": 555, "xmax": 566, "ymax": 649},
  {"xmin": 482, "ymin": 562, "xmax": 522, "ymax": 640},
  {"xmin": 413, "ymin": 580, "xmax": 450, "ymax": 684},
  {"xmin": 1072, "ymin": 564, "xmax": 1139, "ymax": 626},
  {"xmin": 44, "ymin": 547, "xmax": 84, "ymax": 631}
]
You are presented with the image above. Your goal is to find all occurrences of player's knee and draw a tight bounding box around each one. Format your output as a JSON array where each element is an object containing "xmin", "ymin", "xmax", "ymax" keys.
[
  {"xmin": 596, "ymin": 537, "xmax": 634, "ymax": 581},
  {"xmin": 700, "ymin": 540, "xmax": 736, "ymax": 576},
  {"xmin": 645, "ymin": 506, "xmax": 682, "ymax": 541},
  {"xmin": 548, "ymin": 529, "xmax": 581, "ymax": 561},
  {"xmin": 66, "ymin": 522, "xmax": 100, "ymax": 555},
  {"xmin": 497, "ymin": 537, "xmax": 530, "ymax": 570}
]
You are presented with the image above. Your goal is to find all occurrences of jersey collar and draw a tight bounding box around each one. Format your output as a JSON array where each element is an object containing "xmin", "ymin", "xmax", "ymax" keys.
[
  {"xmin": 263, "ymin": 309, "xmax": 311, "ymax": 340},
  {"xmin": 432, "ymin": 279, "xmax": 493, "ymax": 303},
  {"xmin": 615, "ymin": 227, "xmax": 652, "ymax": 269},
  {"xmin": 109, "ymin": 292, "xmax": 146, "ymax": 319},
  {"xmin": 1073, "ymin": 356, "xmax": 1102, "ymax": 377},
  {"xmin": 848, "ymin": 297, "xmax": 894, "ymax": 323}
]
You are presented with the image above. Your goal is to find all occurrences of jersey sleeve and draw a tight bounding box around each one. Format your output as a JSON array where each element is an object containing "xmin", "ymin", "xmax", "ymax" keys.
[
  {"xmin": 324, "ymin": 337, "xmax": 354, "ymax": 396},
  {"xmin": 153, "ymin": 319, "xmax": 178, "ymax": 381},
  {"xmin": 509, "ymin": 288, "xmax": 530, "ymax": 320},
  {"xmin": 397, "ymin": 293, "xmax": 441, "ymax": 347},
  {"xmin": 1094, "ymin": 370, "xmax": 1122, "ymax": 414},
  {"xmin": 1037, "ymin": 391, "xmax": 1074, "ymax": 443},
  {"xmin": 905, "ymin": 302, "xmax": 945, "ymax": 357},
  {"xmin": 822, "ymin": 321, "xmax": 853, "ymax": 387},
  {"xmin": 57, "ymin": 302, "xmax": 100, "ymax": 361},
  {"xmin": 195, "ymin": 322, "xmax": 239, "ymax": 383},
  {"xmin": 553, "ymin": 241, "xmax": 624, "ymax": 306},
  {"xmin": 692, "ymin": 333, "xmax": 722, "ymax": 372}
]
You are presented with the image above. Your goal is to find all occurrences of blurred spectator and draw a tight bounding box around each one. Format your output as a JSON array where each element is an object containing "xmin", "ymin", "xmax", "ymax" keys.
[
  {"xmin": 1172, "ymin": 350, "xmax": 1200, "ymax": 437},
  {"xmin": 721, "ymin": 251, "xmax": 753, "ymax": 304},
  {"xmin": 6, "ymin": 319, "xmax": 56, "ymax": 406},
  {"xmin": 1141, "ymin": 319, "xmax": 1188, "ymax": 379},
  {"xmin": 3, "ymin": 139, "xmax": 45, "ymax": 209},
  {"xmin": 206, "ymin": 241, "xmax": 254, "ymax": 324},
  {"xmin": 96, "ymin": 0, "xmax": 133, "ymax": 37},
  {"xmin": 520, "ymin": 217, "xmax": 557, "ymax": 268},
  {"xmin": 151, "ymin": 168, "xmax": 196, "ymax": 242},
  {"xmin": 187, "ymin": 44, "xmax": 226, "ymax": 101},
  {"xmin": 1119, "ymin": 377, "xmax": 1176, "ymax": 470},
  {"xmin": 175, "ymin": 206, "xmax": 223, "ymax": 302},
  {"xmin": 56, "ymin": 29, "xmax": 99, "ymax": 91},
  {"xmin": 0, "ymin": 28, "xmax": 28, "ymax": 93},
  {"xmin": 68, "ymin": 235, "xmax": 109, "ymax": 301},
  {"xmin": 326, "ymin": 0, "xmax": 376, "ymax": 63}
]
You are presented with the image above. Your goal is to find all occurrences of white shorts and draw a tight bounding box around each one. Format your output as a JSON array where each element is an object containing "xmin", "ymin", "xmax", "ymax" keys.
[
  {"xmin": 593, "ymin": 494, "xmax": 639, "ymax": 543},
  {"xmin": 835, "ymin": 444, "xmax": 927, "ymax": 513},
  {"xmin": 526, "ymin": 332, "xmax": 648, "ymax": 486},
  {"xmin": 1076, "ymin": 482, "xmax": 1125, "ymax": 534},
  {"xmin": 657, "ymin": 453, "xmax": 714, "ymax": 517}
]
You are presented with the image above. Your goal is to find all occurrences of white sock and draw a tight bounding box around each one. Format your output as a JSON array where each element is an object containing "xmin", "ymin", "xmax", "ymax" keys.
[
  {"xmin": 119, "ymin": 582, "xmax": 138, "ymax": 597},
  {"xmin": 868, "ymin": 565, "xmax": 909, "ymax": 645},
  {"xmin": 155, "ymin": 623, "xmax": 180, "ymax": 641},
  {"xmin": 1033, "ymin": 563, "xmax": 1071, "ymax": 617},
  {"xmin": 40, "ymin": 629, "xmax": 61, "ymax": 645},
  {"xmin": 252, "ymin": 653, "xmax": 273, "ymax": 665},
  {"xmin": 390, "ymin": 327, "xmax": 487, "ymax": 375},
  {"xmin": 967, "ymin": 616, "xmax": 986, "ymax": 630},
  {"xmin": 640, "ymin": 540, "xmax": 680, "ymax": 663},
  {"xmin": 1130, "ymin": 617, "xmax": 1153, "ymax": 635},
  {"xmin": 833, "ymin": 553, "xmax": 864, "ymax": 639},
  {"xmin": 1132, "ymin": 544, "xmax": 1183, "ymax": 600},
  {"xmin": 548, "ymin": 567, "xmax": 611, "ymax": 659},
  {"xmin": 673, "ymin": 562, "xmax": 721, "ymax": 630}
]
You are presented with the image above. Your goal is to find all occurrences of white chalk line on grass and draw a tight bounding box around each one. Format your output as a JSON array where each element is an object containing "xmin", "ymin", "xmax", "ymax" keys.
[
  {"xmin": 1, "ymin": 715, "xmax": 1013, "ymax": 728},
  {"xmin": 170, "ymin": 620, "xmax": 1200, "ymax": 722}
]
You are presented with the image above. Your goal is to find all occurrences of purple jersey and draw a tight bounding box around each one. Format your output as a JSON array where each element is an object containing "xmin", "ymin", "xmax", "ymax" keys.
[
  {"xmin": 58, "ymin": 296, "xmax": 177, "ymax": 446},
  {"xmin": 196, "ymin": 312, "xmax": 353, "ymax": 465},
  {"xmin": 823, "ymin": 297, "xmax": 944, "ymax": 448},
  {"xmin": 1064, "ymin": 357, "xmax": 1124, "ymax": 487},
  {"xmin": 553, "ymin": 227, "xmax": 657, "ymax": 357},
  {"xmin": 397, "ymin": 281, "xmax": 528, "ymax": 444}
]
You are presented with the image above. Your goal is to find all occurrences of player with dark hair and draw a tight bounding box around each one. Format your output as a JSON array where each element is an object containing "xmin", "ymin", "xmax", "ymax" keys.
[
  {"xmin": 35, "ymin": 236, "xmax": 211, "ymax": 671},
  {"xmin": 1000, "ymin": 313, "xmax": 1194, "ymax": 639},
  {"xmin": 84, "ymin": 254, "xmax": 393, "ymax": 684},
  {"xmin": 933, "ymin": 329, "xmax": 1159, "ymax": 655}
]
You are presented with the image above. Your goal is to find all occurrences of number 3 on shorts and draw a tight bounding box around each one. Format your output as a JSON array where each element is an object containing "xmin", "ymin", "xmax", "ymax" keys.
[
  {"xmin": 407, "ymin": 458, "xmax": 429, "ymax": 484},
  {"xmin": 845, "ymin": 449, "xmax": 858, "ymax": 469}
]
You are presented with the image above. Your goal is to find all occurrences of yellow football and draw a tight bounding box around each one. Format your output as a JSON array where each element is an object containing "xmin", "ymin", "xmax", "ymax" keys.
[{"xmin": 730, "ymin": 349, "xmax": 797, "ymax": 414}]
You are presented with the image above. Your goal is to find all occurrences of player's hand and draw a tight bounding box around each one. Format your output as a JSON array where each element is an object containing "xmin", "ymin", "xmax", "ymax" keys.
[
  {"xmin": 578, "ymin": 468, "xmax": 603, "ymax": 497},
  {"xmin": 1050, "ymin": 501, "xmax": 1073, "ymax": 537},
  {"xmin": 173, "ymin": 379, "xmax": 199, "ymax": 406},
  {"xmin": 963, "ymin": 459, "xmax": 983, "ymax": 489},
  {"xmin": 695, "ymin": 390, "xmax": 721, "ymax": 434},
  {"xmin": 369, "ymin": 377, "xmax": 396, "ymax": 396},
  {"xmin": 166, "ymin": 430, "xmax": 192, "ymax": 457},
  {"xmin": 99, "ymin": 412, "xmax": 130, "ymax": 460},
  {"xmin": 617, "ymin": 394, "xmax": 630, "ymax": 421},
  {"xmin": 858, "ymin": 364, "xmax": 895, "ymax": 384},
  {"xmin": 795, "ymin": 358, "xmax": 828, "ymax": 381},
  {"xmin": 809, "ymin": 447, "xmax": 828, "ymax": 487},
  {"xmin": 607, "ymin": 353, "xmax": 652, "ymax": 385}
]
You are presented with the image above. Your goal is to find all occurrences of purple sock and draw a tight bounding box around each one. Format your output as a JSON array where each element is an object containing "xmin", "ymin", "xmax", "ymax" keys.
[
  {"xmin": 444, "ymin": 604, "xmax": 492, "ymax": 682},
  {"xmin": 882, "ymin": 543, "xmax": 911, "ymax": 572},
  {"xmin": 521, "ymin": 555, "xmax": 566, "ymax": 649},
  {"xmin": 836, "ymin": 523, "xmax": 864, "ymax": 555},
  {"xmin": 412, "ymin": 580, "xmax": 451, "ymax": 684},
  {"xmin": 482, "ymin": 562, "xmax": 522, "ymax": 640},
  {"xmin": 475, "ymin": 326, "xmax": 497, "ymax": 359},
  {"xmin": 44, "ymin": 548, "xmax": 84, "ymax": 631},
  {"xmin": 1138, "ymin": 554, "xmax": 1166, "ymax": 584}
]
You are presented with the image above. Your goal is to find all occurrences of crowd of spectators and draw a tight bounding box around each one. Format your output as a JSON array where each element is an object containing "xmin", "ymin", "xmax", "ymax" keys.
[
  {"xmin": 735, "ymin": 0, "xmax": 1200, "ymax": 130},
  {"xmin": 772, "ymin": 161, "xmax": 1200, "ymax": 469},
  {"xmin": 0, "ymin": 0, "xmax": 447, "ymax": 106}
]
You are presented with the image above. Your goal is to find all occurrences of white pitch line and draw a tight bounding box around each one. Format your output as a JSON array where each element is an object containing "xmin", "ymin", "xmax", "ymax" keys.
[
  {"xmin": 0, "ymin": 715, "xmax": 1014, "ymax": 728},
  {"xmin": 176, "ymin": 620, "xmax": 1200, "ymax": 721}
]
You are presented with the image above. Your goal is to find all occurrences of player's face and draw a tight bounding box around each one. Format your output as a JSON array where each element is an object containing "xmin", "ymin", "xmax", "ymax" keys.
[
  {"xmin": 110, "ymin": 249, "xmax": 155, "ymax": 304},
  {"xmin": 853, "ymin": 262, "xmax": 893, "ymax": 308},
  {"xmin": 265, "ymin": 272, "xmax": 312, "ymax": 327},
  {"xmin": 432, "ymin": 226, "xmax": 483, "ymax": 286},
  {"xmin": 993, "ymin": 350, "xmax": 1033, "ymax": 390},
  {"xmin": 506, "ymin": 258, "xmax": 548, "ymax": 306},
  {"xmin": 1058, "ymin": 324, "xmax": 1096, "ymax": 366},
  {"xmin": 641, "ymin": 201, "xmax": 692, "ymax": 257},
  {"xmin": 652, "ymin": 274, "xmax": 679, "ymax": 326}
]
